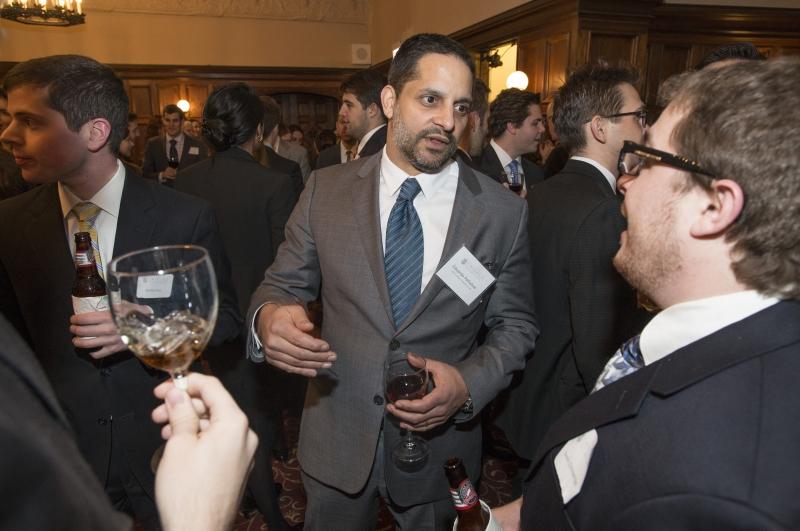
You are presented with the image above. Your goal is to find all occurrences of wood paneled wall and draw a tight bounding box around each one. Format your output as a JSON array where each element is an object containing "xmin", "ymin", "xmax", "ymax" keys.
[{"xmin": 447, "ymin": 0, "xmax": 800, "ymax": 111}]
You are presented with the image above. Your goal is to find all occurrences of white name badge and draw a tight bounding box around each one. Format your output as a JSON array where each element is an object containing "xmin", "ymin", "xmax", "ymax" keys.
[
  {"xmin": 435, "ymin": 246, "xmax": 495, "ymax": 305},
  {"xmin": 188, "ymin": 146, "xmax": 200, "ymax": 155},
  {"xmin": 136, "ymin": 274, "xmax": 174, "ymax": 298},
  {"xmin": 554, "ymin": 429, "xmax": 598, "ymax": 505}
]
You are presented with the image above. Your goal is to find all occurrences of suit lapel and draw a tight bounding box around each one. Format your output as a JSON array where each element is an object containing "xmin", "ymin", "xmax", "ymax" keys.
[
  {"xmin": 351, "ymin": 154, "xmax": 395, "ymax": 326},
  {"xmin": 113, "ymin": 169, "xmax": 157, "ymax": 258},
  {"xmin": 396, "ymin": 160, "xmax": 484, "ymax": 334},
  {"xmin": 24, "ymin": 184, "xmax": 75, "ymax": 288}
]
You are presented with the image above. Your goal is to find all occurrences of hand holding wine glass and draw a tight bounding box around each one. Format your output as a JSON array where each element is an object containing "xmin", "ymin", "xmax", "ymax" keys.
[
  {"xmin": 385, "ymin": 352, "xmax": 429, "ymax": 472},
  {"xmin": 107, "ymin": 245, "xmax": 218, "ymax": 389}
]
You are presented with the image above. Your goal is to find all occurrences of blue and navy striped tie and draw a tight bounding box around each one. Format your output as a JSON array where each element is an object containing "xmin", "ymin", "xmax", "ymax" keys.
[{"xmin": 384, "ymin": 178, "xmax": 423, "ymax": 326}]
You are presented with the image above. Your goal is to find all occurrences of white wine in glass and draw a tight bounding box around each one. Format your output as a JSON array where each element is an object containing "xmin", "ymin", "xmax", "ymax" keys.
[{"xmin": 107, "ymin": 245, "xmax": 218, "ymax": 389}]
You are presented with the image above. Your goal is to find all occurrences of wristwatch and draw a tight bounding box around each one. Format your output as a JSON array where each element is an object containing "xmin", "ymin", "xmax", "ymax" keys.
[{"xmin": 460, "ymin": 395, "xmax": 474, "ymax": 416}]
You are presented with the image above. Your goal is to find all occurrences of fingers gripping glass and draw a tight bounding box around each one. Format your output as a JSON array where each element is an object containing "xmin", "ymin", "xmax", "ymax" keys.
[
  {"xmin": 602, "ymin": 109, "xmax": 647, "ymax": 128},
  {"xmin": 385, "ymin": 352, "xmax": 430, "ymax": 472},
  {"xmin": 618, "ymin": 140, "xmax": 717, "ymax": 179}
]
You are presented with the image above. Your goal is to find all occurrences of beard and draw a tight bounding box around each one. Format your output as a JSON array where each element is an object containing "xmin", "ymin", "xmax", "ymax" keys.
[
  {"xmin": 391, "ymin": 111, "xmax": 457, "ymax": 174},
  {"xmin": 613, "ymin": 197, "xmax": 683, "ymax": 303}
]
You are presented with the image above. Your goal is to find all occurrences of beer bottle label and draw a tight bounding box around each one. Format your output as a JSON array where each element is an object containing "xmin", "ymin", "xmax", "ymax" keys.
[
  {"xmin": 449, "ymin": 479, "xmax": 479, "ymax": 511},
  {"xmin": 75, "ymin": 250, "xmax": 94, "ymax": 267},
  {"xmin": 72, "ymin": 295, "xmax": 109, "ymax": 315}
]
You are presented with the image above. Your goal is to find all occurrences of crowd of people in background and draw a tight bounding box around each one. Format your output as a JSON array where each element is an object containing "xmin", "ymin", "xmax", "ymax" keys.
[{"xmin": 0, "ymin": 36, "xmax": 798, "ymax": 531}]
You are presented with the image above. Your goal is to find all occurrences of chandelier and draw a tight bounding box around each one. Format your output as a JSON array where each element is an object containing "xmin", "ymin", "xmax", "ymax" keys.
[{"xmin": 1, "ymin": 0, "xmax": 85, "ymax": 26}]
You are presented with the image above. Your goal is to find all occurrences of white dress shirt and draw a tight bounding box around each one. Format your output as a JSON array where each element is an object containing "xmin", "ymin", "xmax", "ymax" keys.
[
  {"xmin": 570, "ymin": 156, "xmax": 617, "ymax": 193},
  {"xmin": 355, "ymin": 124, "xmax": 387, "ymax": 158},
  {"xmin": 379, "ymin": 147, "xmax": 458, "ymax": 292},
  {"xmin": 58, "ymin": 159, "xmax": 125, "ymax": 273},
  {"xmin": 639, "ymin": 290, "xmax": 781, "ymax": 366},
  {"xmin": 490, "ymin": 139, "xmax": 526, "ymax": 186}
]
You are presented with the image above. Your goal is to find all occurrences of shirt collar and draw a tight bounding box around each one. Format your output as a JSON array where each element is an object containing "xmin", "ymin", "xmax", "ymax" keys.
[
  {"xmin": 639, "ymin": 290, "xmax": 781, "ymax": 366},
  {"xmin": 490, "ymin": 139, "xmax": 522, "ymax": 171},
  {"xmin": 357, "ymin": 124, "xmax": 386, "ymax": 155},
  {"xmin": 380, "ymin": 146, "xmax": 457, "ymax": 199},
  {"xmin": 59, "ymin": 159, "xmax": 126, "ymax": 219},
  {"xmin": 570, "ymin": 156, "xmax": 617, "ymax": 193},
  {"xmin": 166, "ymin": 132, "xmax": 184, "ymax": 143}
]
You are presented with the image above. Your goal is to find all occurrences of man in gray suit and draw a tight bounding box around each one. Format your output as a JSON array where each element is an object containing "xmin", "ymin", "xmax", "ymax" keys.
[{"xmin": 248, "ymin": 33, "xmax": 538, "ymax": 530}]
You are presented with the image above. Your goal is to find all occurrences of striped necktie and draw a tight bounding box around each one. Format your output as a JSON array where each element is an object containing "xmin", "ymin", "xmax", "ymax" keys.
[
  {"xmin": 384, "ymin": 178, "xmax": 423, "ymax": 326},
  {"xmin": 507, "ymin": 160, "xmax": 521, "ymax": 185},
  {"xmin": 592, "ymin": 335, "xmax": 644, "ymax": 393},
  {"xmin": 72, "ymin": 201, "xmax": 104, "ymax": 278}
]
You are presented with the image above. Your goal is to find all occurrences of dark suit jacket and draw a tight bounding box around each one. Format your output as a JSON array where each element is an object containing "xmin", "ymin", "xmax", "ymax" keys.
[
  {"xmin": 315, "ymin": 142, "xmax": 344, "ymax": 170},
  {"xmin": 357, "ymin": 123, "xmax": 387, "ymax": 158},
  {"xmin": 521, "ymin": 300, "xmax": 800, "ymax": 531},
  {"xmin": 479, "ymin": 143, "xmax": 545, "ymax": 191},
  {"xmin": 495, "ymin": 159, "xmax": 647, "ymax": 462},
  {"xmin": 0, "ymin": 148, "xmax": 33, "ymax": 201},
  {"xmin": 0, "ymin": 167, "xmax": 240, "ymax": 502},
  {"xmin": 255, "ymin": 145, "xmax": 304, "ymax": 201},
  {"xmin": 453, "ymin": 147, "xmax": 480, "ymax": 171},
  {"xmin": 0, "ymin": 314, "xmax": 130, "ymax": 530},
  {"xmin": 176, "ymin": 148, "xmax": 297, "ymax": 316},
  {"xmin": 141, "ymin": 134, "xmax": 208, "ymax": 184}
]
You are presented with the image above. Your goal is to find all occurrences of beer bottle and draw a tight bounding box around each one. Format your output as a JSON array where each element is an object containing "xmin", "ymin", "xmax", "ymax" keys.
[
  {"xmin": 444, "ymin": 457, "xmax": 488, "ymax": 531},
  {"xmin": 72, "ymin": 231, "xmax": 109, "ymax": 314}
]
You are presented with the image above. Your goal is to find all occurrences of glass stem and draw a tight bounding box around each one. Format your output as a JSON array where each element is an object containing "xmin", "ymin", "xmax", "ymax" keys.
[{"xmin": 173, "ymin": 370, "xmax": 188, "ymax": 390}]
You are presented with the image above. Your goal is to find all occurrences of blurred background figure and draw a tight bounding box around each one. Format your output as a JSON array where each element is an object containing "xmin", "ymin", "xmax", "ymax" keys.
[{"xmin": 176, "ymin": 82, "xmax": 298, "ymax": 531}]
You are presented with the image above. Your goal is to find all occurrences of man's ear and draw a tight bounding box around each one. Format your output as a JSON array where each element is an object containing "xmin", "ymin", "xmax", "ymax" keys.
[
  {"xmin": 381, "ymin": 85, "xmax": 396, "ymax": 120},
  {"xmin": 588, "ymin": 116, "xmax": 607, "ymax": 144},
  {"xmin": 366, "ymin": 102, "xmax": 380, "ymax": 119},
  {"xmin": 689, "ymin": 178, "xmax": 744, "ymax": 238},
  {"xmin": 505, "ymin": 121, "xmax": 517, "ymax": 137},
  {"xmin": 84, "ymin": 118, "xmax": 112, "ymax": 153}
]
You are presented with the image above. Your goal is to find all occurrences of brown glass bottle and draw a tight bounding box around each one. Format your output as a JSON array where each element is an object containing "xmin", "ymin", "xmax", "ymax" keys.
[
  {"xmin": 72, "ymin": 231, "xmax": 109, "ymax": 314},
  {"xmin": 444, "ymin": 457, "xmax": 488, "ymax": 531}
]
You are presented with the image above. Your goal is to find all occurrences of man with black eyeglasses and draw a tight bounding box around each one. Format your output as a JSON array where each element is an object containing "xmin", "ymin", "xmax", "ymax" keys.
[
  {"xmin": 494, "ymin": 63, "xmax": 650, "ymax": 488},
  {"xmin": 494, "ymin": 56, "xmax": 800, "ymax": 531}
]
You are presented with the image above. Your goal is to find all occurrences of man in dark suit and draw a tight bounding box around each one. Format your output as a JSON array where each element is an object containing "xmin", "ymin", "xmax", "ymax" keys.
[
  {"xmin": 493, "ymin": 56, "xmax": 800, "ymax": 531},
  {"xmin": 315, "ymin": 115, "xmax": 358, "ymax": 169},
  {"xmin": 256, "ymin": 95, "xmax": 304, "ymax": 198},
  {"xmin": 454, "ymin": 78, "xmax": 489, "ymax": 170},
  {"xmin": 316, "ymin": 68, "xmax": 388, "ymax": 171},
  {"xmin": 0, "ymin": 307, "xmax": 259, "ymax": 530},
  {"xmin": 479, "ymin": 88, "xmax": 545, "ymax": 196},
  {"xmin": 248, "ymin": 34, "xmax": 538, "ymax": 531},
  {"xmin": 141, "ymin": 103, "xmax": 208, "ymax": 187},
  {"xmin": 495, "ymin": 64, "xmax": 648, "ymax": 479},
  {"xmin": 0, "ymin": 55, "xmax": 240, "ymax": 529}
]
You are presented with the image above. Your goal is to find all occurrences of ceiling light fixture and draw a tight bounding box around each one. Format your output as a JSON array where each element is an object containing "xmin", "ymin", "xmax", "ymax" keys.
[{"xmin": 1, "ymin": 0, "xmax": 85, "ymax": 27}]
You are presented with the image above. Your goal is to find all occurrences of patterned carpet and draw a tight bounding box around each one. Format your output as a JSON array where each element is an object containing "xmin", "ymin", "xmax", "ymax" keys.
[{"xmin": 230, "ymin": 413, "xmax": 521, "ymax": 530}]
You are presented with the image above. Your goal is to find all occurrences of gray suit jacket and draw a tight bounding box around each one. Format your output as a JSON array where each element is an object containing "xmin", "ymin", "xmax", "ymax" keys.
[{"xmin": 247, "ymin": 152, "xmax": 538, "ymax": 506}]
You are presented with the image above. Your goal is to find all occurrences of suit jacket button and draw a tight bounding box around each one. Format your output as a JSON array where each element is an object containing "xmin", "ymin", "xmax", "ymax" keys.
[
  {"xmin": 389, "ymin": 339, "xmax": 400, "ymax": 350},
  {"xmin": 97, "ymin": 417, "xmax": 108, "ymax": 426},
  {"xmin": 373, "ymin": 394, "xmax": 384, "ymax": 406},
  {"xmin": 100, "ymin": 368, "xmax": 112, "ymax": 376}
]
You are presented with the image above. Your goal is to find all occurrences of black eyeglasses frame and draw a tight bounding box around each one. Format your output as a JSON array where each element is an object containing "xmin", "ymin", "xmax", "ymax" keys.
[{"xmin": 617, "ymin": 140, "xmax": 716, "ymax": 179}]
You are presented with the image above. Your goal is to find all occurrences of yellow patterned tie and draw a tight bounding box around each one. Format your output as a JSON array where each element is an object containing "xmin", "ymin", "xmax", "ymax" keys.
[{"xmin": 72, "ymin": 202, "xmax": 104, "ymax": 278}]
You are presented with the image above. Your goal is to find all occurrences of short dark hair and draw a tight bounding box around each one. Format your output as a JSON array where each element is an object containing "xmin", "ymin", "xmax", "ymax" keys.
[
  {"xmin": 669, "ymin": 56, "xmax": 800, "ymax": 300},
  {"xmin": 288, "ymin": 124, "xmax": 303, "ymax": 135},
  {"xmin": 471, "ymin": 78, "xmax": 490, "ymax": 120},
  {"xmin": 388, "ymin": 33, "xmax": 474, "ymax": 97},
  {"xmin": 260, "ymin": 95, "xmax": 281, "ymax": 133},
  {"xmin": 552, "ymin": 62, "xmax": 638, "ymax": 154},
  {"xmin": 341, "ymin": 69, "xmax": 387, "ymax": 117},
  {"xmin": 695, "ymin": 42, "xmax": 766, "ymax": 70},
  {"xmin": 201, "ymin": 83, "xmax": 263, "ymax": 151},
  {"xmin": 3, "ymin": 55, "xmax": 129, "ymax": 154},
  {"xmin": 488, "ymin": 88, "xmax": 540, "ymax": 139},
  {"xmin": 0, "ymin": 87, "xmax": 6, "ymax": 100},
  {"xmin": 163, "ymin": 103, "xmax": 185, "ymax": 121}
]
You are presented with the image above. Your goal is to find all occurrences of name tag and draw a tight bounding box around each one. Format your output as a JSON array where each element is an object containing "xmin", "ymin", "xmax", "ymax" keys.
[
  {"xmin": 136, "ymin": 274, "xmax": 174, "ymax": 298},
  {"xmin": 188, "ymin": 146, "xmax": 200, "ymax": 155},
  {"xmin": 435, "ymin": 246, "xmax": 495, "ymax": 305},
  {"xmin": 554, "ymin": 429, "xmax": 598, "ymax": 505}
]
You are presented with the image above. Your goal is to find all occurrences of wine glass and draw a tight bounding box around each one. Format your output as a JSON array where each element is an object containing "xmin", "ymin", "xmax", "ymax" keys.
[
  {"xmin": 107, "ymin": 245, "xmax": 217, "ymax": 390},
  {"xmin": 385, "ymin": 352, "xmax": 429, "ymax": 472}
]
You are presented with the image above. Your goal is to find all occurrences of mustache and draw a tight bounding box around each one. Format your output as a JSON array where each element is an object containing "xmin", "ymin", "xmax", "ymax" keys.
[{"xmin": 416, "ymin": 127, "xmax": 455, "ymax": 144}]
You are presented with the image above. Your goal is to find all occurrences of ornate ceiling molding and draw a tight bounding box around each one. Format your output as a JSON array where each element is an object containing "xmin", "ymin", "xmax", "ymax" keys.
[{"xmin": 89, "ymin": 0, "xmax": 369, "ymax": 24}]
